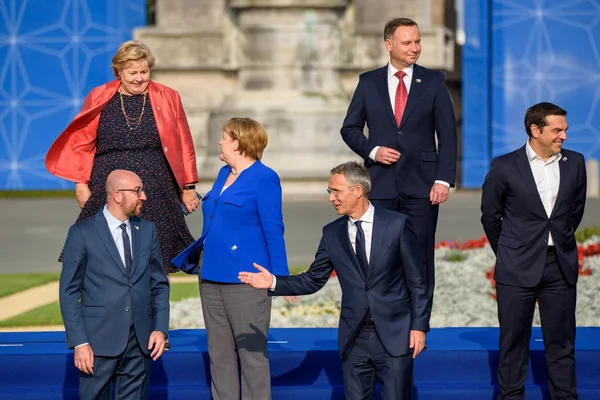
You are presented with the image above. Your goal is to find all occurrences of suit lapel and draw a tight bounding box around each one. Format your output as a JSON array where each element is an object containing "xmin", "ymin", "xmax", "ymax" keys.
[
  {"xmin": 399, "ymin": 65, "xmax": 424, "ymax": 128},
  {"xmin": 338, "ymin": 218, "xmax": 367, "ymax": 281},
  {"xmin": 375, "ymin": 66, "xmax": 398, "ymax": 129},
  {"xmin": 130, "ymin": 217, "xmax": 141, "ymax": 278},
  {"xmin": 515, "ymin": 147, "xmax": 547, "ymax": 217},
  {"xmin": 148, "ymin": 81, "xmax": 165, "ymax": 143},
  {"xmin": 550, "ymin": 154, "xmax": 570, "ymax": 218},
  {"xmin": 368, "ymin": 208, "xmax": 387, "ymax": 277},
  {"xmin": 93, "ymin": 212, "xmax": 128, "ymax": 278}
]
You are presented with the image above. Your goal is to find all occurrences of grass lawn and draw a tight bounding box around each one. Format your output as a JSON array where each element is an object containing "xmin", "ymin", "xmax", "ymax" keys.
[
  {"xmin": 0, "ymin": 273, "xmax": 61, "ymax": 298},
  {"xmin": 0, "ymin": 266, "xmax": 307, "ymax": 327},
  {"xmin": 0, "ymin": 282, "xmax": 200, "ymax": 327}
]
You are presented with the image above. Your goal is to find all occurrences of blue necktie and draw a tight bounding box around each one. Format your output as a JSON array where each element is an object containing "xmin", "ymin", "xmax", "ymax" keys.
[{"xmin": 119, "ymin": 223, "xmax": 132, "ymax": 277}]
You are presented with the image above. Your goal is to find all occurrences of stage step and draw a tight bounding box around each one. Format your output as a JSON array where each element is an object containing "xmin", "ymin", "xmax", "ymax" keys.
[{"xmin": 1, "ymin": 328, "xmax": 599, "ymax": 399}]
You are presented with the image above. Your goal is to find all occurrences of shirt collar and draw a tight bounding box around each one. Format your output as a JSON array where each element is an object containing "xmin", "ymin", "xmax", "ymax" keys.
[
  {"xmin": 349, "ymin": 202, "xmax": 375, "ymax": 225},
  {"xmin": 103, "ymin": 206, "xmax": 130, "ymax": 232},
  {"xmin": 388, "ymin": 63, "xmax": 413, "ymax": 81},
  {"xmin": 525, "ymin": 141, "xmax": 561, "ymax": 163}
]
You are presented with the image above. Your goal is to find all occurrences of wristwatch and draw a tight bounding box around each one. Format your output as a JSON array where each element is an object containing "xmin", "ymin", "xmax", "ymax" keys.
[
  {"xmin": 183, "ymin": 184, "xmax": 196, "ymax": 190},
  {"xmin": 163, "ymin": 332, "xmax": 170, "ymax": 351}
]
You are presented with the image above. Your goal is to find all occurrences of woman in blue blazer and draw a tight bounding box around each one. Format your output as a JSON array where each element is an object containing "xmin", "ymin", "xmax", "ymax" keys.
[{"xmin": 199, "ymin": 117, "xmax": 289, "ymax": 399}]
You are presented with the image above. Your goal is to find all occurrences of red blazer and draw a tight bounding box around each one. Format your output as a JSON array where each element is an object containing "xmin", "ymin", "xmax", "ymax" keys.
[{"xmin": 45, "ymin": 80, "xmax": 198, "ymax": 189}]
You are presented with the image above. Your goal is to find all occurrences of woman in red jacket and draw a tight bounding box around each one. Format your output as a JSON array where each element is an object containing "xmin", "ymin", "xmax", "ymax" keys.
[{"xmin": 46, "ymin": 40, "xmax": 199, "ymax": 273}]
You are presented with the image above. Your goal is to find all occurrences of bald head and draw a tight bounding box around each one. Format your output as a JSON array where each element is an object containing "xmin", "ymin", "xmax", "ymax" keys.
[{"xmin": 106, "ymin": 170, "xmax": 141, "ymax": 198}]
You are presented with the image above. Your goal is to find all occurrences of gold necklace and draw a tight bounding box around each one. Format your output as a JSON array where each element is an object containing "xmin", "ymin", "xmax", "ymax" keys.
[{"xmin": 119, "ymin": 91, "xmax": 147, "ymax": 131}]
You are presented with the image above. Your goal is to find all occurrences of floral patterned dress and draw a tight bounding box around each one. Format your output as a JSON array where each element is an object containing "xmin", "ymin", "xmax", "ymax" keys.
[{"xmin": 66, "ymin": 92, "xmax": 194, "ymax": 273}]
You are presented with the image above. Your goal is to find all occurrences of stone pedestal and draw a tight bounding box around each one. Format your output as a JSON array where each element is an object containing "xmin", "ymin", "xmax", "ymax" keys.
[
  {"xmin": 135, "ymin": 0, "xmax": 457, "ymax": 188},
  {"xmin": 202, "ymin": 1, "xmax": 359, "ymax": 180}
]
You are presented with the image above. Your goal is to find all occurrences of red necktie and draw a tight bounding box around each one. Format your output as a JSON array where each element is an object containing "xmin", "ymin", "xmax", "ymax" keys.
[{"xmin": 394, "ymin": 70, "xmax": 408, "ymax": 126}]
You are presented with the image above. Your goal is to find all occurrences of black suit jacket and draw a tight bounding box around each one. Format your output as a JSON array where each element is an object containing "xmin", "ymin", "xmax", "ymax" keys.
[
  {"xmin": 273, "ymin": 207, "xmax": 431, "ymax": 358},
  {"xmin": 341, "ymin": 64, "xmax": 457, "ymax": 199},
  {"xmin": 481, "ymin": 146, "xmax": 587, "ymax": 287}
]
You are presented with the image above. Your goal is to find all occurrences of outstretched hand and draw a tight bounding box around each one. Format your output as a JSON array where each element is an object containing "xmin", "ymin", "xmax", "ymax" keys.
[{"xmin": 238, "ymin": 263, "xmax": 274, "ymax": 289}]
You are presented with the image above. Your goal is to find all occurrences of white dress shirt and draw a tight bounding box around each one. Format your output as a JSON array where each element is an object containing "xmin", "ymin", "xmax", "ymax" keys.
[
  {"xmin": 368, "ymin": 63, "xmax": 449, "ymax": 188},
  {"xmin": 103, "ymin": 206, "xmax": 133, "ymax": 267},
  {"xmin": 347, "ymin": 202, "xmax": 375, "ymax": 263},
  {"xmin": 525, "ymin": 142, "xmax": 561, "ymax": 246},
  {"xmin": 270, "ymin": 203, "xmax": 375, "ymax": 291}
]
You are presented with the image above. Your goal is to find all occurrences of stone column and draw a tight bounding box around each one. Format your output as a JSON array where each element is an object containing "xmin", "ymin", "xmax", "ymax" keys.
[
  {"xmin": 202, "ymin": 0, "xmax": 358, "ymax": 181},
  {"xmin": 135, "ymin": 0, "xmax": 234, "ymax": 167}
]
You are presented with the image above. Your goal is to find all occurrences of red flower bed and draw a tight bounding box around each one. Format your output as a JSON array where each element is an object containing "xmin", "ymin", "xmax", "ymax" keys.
[{"xmin": 436, "ymin": 236, "xmax": 600, "ymax": 299}]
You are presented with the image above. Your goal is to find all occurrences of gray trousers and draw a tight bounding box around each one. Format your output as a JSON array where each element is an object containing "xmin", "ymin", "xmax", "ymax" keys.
[{"xmin": 200, "ymin": 279, "xmax": 272, "ymax": 400}]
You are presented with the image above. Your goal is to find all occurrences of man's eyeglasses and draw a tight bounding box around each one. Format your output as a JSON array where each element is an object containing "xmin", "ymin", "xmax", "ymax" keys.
[
  {"xmin": 118, "ymin": 187, "xmax": 144, "ymax": 197},
  {"xmin": 327, "ymin": 186, "xmax": 358, "ymax": 198}
]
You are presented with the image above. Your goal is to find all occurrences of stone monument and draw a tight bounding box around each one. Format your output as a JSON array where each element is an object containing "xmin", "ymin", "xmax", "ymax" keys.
[{"xmin": 136, "ymin": 0, "xmax": 457, "ymax": 192}]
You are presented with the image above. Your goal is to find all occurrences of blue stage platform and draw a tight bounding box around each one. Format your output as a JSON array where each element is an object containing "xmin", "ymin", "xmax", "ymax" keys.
[{"xmin": 1, "ymin": 328, "xmax": 599, "ymax": 399}]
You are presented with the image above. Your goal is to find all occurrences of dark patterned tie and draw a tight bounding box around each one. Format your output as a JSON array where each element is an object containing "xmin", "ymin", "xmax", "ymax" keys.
[
  {"xmin": 355, "ymin": 221, "xmax": 369, "ymax": 278},
  {"xmin": 119, "ymin": 223, "xmax": 132, "ymax": 277},
  {"xmin": 394, "ymin": 70, "xmax": 408, "ymax": 126},
  {"xmin": 355, "ymin": 221, "xmax": 372, "ymax": 322}
]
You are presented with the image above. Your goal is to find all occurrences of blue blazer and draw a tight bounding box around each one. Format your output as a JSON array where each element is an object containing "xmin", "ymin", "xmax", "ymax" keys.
[
  {"xmin": 341, "ymin": 64, "xmax": 457, "ymax": 199},
  {"xmin": 173, "ymin": 160, "xmax": 289, "ymax": 282},
  {"xmin": 272, "ymin": 207, "xmax": 431, "ymax": 359},
  {"xmin": 59, "ymin": 211, "xmax": 170, "ymax": 357},
  {"xmin": 481, "ymin": 146, "xmax": 587, "ymax": 287}
]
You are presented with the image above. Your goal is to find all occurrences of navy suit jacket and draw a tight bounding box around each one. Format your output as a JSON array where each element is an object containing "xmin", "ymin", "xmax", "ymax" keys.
[
  {"xmin": 341, "ymin": 64, "xmax": 457, "ymax": 199},
  {"xmin": 481, "ymin": 147, "xmax": 587, "ymax": 287},
  {"xmin": 273, "ymin": 207, "xmax": 431, "ymax": 359},
  {"xmin": 172, "ymin": 160, "xmax": 289, "ymax": 282},
  {"xmin": 59, "ymin": 211, "xmax": 170, "ymax": 357}
]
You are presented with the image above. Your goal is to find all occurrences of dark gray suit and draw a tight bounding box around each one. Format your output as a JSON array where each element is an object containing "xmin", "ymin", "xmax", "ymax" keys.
[
  {"xmin": 273, "ymin": 206, "xmax": 431, "ymax": 399},
  {"xmin": 60, "ymin": 210, "xmax": 170, "ymax": 399}
]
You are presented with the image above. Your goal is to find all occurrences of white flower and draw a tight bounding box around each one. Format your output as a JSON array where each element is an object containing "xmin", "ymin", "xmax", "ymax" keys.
[{"xmin": 170, "ymin": 242, "xmax": 600, "ymax": 329}]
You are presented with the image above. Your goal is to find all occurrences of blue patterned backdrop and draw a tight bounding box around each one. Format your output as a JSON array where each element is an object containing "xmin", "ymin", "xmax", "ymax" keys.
[
  {"xmin": 0, "ymin": 0, "xmax": 145, "ymax": 190},
  {"xmin": 462, "ymin": 0, "xmax": 600, "ymax": 188}
]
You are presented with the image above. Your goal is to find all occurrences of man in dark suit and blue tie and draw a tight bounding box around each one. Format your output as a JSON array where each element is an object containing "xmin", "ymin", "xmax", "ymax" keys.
[
  {"xmin": 60, "ymin": 169, "xmax": 170, "ymax": 399},
  {"xmin": 341, "ymin": 18, "xmax": 457, "ymax": 306},
  {"xmin": 481, "ymin": 102, "xmax": 587, "ymax": 399},
  {"xmin": 239, "ymin": 161, "xmax": 431, "ymax": 399}
]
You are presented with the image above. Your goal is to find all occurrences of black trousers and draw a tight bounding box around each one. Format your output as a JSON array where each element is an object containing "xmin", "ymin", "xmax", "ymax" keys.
[
  {"xmin": 342, "ymin": 326, "xmax": 414, "ymax": 400},
  {"xmin": 371, "ymin": 197, "xmax": 438, "ymax": 304},
  {"xmin": 79, "ymin": 327, "xmax": 151, "ymax": 400},
  {"xmin": 496, "ymin": 249, "xmax": 577, "ymax": 400}
]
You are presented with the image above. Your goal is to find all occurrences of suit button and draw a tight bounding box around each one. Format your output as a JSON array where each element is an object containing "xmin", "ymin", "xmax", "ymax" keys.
[
  {"xmin": 129, "ymin": 284, "xmax": 133, "ymax": 288},
  {"xmin": 125, "ymin": 307, "xmax": 130, "ymax": 312},
  {"xmin": 209, "ymin": 214, "xmax": 213, "ymax": 219},
  {"xmin": 365, "ymin": 285, "xmax": 369, "ymax": 291},
  {"xmin": 398, "ymin": 131, "xmax": 403, "ymax": 135},
  {"xmin": 544, "ymin": 239, "xmax": 548, "ymax": 244},
  {"xmin": 163, "ymin": 146, "xmax": 168, "ymax": 152}
]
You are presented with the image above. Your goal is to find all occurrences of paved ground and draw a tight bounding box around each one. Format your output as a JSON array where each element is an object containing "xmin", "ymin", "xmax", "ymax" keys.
[{"xmin": 1, "ymin": 191, "xmax": 599, "ymax": 273}]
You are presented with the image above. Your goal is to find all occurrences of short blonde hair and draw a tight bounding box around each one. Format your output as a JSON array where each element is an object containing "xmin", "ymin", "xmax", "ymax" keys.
[
  {"xmin": 223, "ymin": 118, "xmax": 268, "ymax": 160},
  {"xmin": 111, "ymin": 40, "xmax": 155, "ymax": 78}
]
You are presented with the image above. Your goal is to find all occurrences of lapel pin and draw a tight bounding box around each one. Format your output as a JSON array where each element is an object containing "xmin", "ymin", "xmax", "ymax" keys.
[
  {"xmin": 155, "ymin": 106, "xmax": 160, "ymax": 110},
  {"xmin": 415, "ymin": 79, "xmax": 422, "ymax": 83},
  {"xmin": 231, "ymin": 245, "xmax": 237, "ymax": 251},
  {"xmin": 135, "ymin": 226, "xmax": 139, "ymax": 230},
  {"xmin": 562, "ymin": 157, "xmax": 567, "ymax": 162}
]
